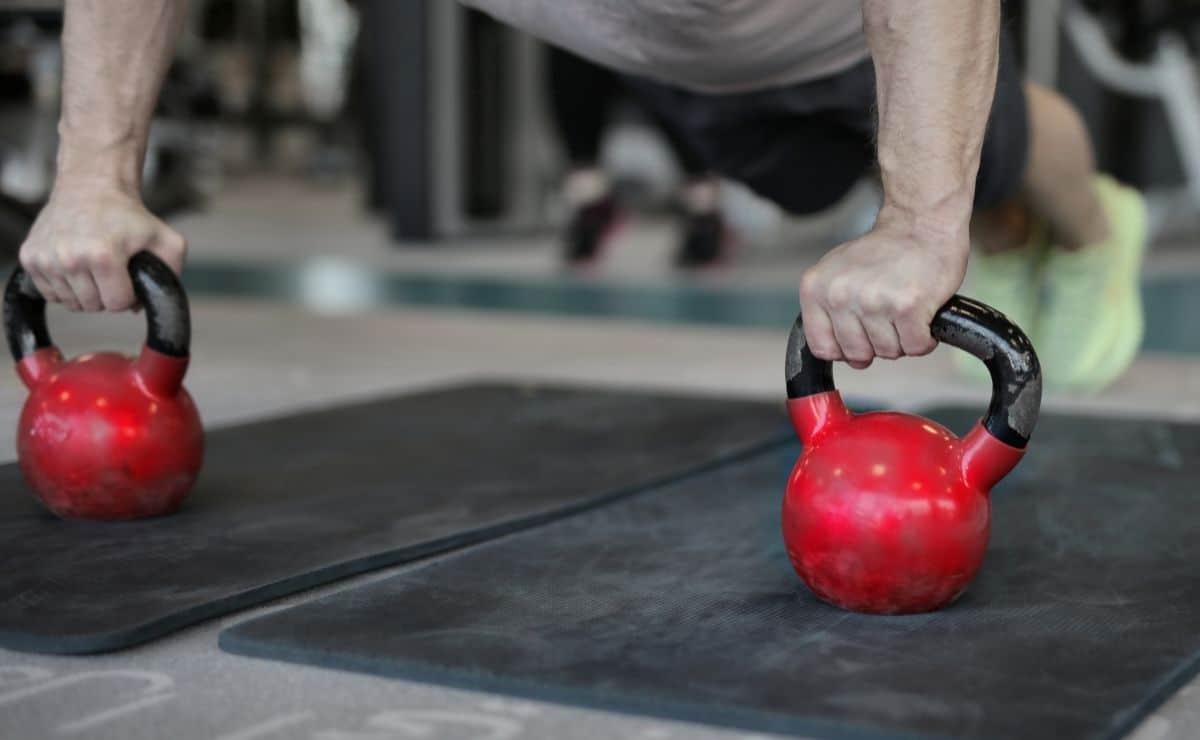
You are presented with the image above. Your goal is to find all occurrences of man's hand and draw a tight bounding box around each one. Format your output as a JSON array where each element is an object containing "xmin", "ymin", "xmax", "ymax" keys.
[
  {"xmin": 22, "ymin": 0, "xmax": 190, "ymax": 312},
  {"xmin": 798, "ymin": 214, "xmax": 968, "ymax": 368},
  {"xmin": 19, "ymin": 180, "xmax": 185, "ymax": 312},
  {"xmin": 801, "ymin": 0, "xmax": 1001, "ymax": 367}
]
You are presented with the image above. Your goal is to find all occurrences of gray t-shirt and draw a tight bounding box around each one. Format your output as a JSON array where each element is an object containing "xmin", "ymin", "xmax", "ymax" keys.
[{"xmin": 460, "ymin": 0, "xmax": 869, "ymax": 93}]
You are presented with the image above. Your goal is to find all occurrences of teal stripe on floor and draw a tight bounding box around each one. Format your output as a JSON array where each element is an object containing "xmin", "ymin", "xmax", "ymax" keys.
[
  {"xmin": 175, "ymin": 259, "xmax": 1200, "ymax": 357},
  {"xmin": 182, "ymin": 260, "xmax": 798, "ymax": 329}
]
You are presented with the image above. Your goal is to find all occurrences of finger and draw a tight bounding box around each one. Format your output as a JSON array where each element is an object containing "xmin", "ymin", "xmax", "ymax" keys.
[
  {"xmin": 91, "ymin": 251, "xmax": 137, "ymax": 312},
  {"xmin": 831, "ymin": 312, "xmax": 874, "ymax": 369},
  {"xmin": 860, "ymin": 314, "xmax": 903, "ymax": 360},
  {"xmin": 798, "ymin": 270, "xmax": 841, "ymax": 361},
  {"xmin": 19, "ymin": 251, "xmax": 57, "ymax": 303},
  {"xmin": 46, "ymin": 273, "xmax": 82, "ymax": 312},
  {"xmin": 802, "ymin": 305, "xmax": 842, "ymax": 361},
  {"xmin": 27, "ymin": 271, "xmax": 59, "ymax": 304},
  {"xmin": 22, "ymin": 245, "xmax": 80, "ymax": 309},
  {"xmin": 64, "ymin": 270, "xmax": 103, "ymax": 312},
  {"xmin": 895, "ymin": 305, "xmax": 937, "ymax": 357}
]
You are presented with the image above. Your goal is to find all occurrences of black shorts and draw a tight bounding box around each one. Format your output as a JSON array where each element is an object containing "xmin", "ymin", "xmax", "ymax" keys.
[{"xmin": 621, "ymin": 29, "xmax": 1028, "ymax": 214}]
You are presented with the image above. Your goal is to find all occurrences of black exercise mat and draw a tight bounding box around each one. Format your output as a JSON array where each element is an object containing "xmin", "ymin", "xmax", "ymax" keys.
[
  {"xmin": 0, "ymin": 382, "xmax": 790, "ymax": 655},
  {"xmin": 221, "ymin": 408, "xmax": 1200, "ymax": 740}
]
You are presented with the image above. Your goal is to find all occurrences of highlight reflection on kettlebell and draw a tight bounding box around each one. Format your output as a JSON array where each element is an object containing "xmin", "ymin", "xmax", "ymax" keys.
[
  {"xmin": 3, "ymin": 252, "xmax": 204, "ymax": 521},
  {"xmin": 782, "ymin": 295, "xmax": 1042, "ymax": 615}
]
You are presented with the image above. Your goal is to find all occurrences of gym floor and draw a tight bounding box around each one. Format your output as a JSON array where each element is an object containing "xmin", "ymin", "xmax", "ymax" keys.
[{"xmin": 3, "ymin": 175, "xmax": 1200, "ymax": 739}]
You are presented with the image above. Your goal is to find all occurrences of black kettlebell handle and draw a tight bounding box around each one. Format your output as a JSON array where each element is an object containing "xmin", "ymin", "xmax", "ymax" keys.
[
  {"xmin": 3, "ymin": 251, "xmax": 191, "ymax": 362},
  {"xmin": 785, "ymin": 294, "xmax": 1042, "ymax": 448}
]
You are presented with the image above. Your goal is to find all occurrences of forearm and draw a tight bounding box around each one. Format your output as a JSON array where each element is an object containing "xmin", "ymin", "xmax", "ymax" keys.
[
  {"xmin": 863, "ymin": 0, "xmax": 1000, "ymax": 239},
  {"xmin": 57, "ymin": 0, "xmax": 189, "ymax": 191}
]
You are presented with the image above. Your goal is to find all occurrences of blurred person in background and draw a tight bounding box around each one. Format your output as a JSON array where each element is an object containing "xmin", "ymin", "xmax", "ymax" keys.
[
  {"xmin": 545, "ymin": 46, "xmax": 728, "ymax": 269},
  {"xmin": 19, "ymin": 1, "xmax": 1146, "ymax": 390}
]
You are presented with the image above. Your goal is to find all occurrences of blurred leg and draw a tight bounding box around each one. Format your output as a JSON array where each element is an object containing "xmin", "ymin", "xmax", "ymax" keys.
[
  {"xmin": 1022, "ymin": 82, "xmax": 1109, "ymax": 247},
  {"xmin": 628, "ymin": 87, "xmax": 731, "ymax": 267},
  {"xmin": 545, "ymin": 47, "xmax": 623, "ymax": 263},
  {"xmin": 545, "ymin": 45, "xmax": 618, "ymax": 170}
]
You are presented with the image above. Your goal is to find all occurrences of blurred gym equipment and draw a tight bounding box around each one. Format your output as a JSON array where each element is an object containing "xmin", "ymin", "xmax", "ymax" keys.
[
  {"xmin": 356, "ymin": 1, "xmax": 548, "ymax": 241},
  {"xmin": 1029, "ymin": 0, "xmax": 1200, "ymax": 239}
]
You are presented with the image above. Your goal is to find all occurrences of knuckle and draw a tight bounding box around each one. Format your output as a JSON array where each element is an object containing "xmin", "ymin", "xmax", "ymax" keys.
[
  {"xmin": 24, "ymin": 249, "xmax": 50, "ymax": 272},
  {"xmin": 36, "ymin": 257, "xmax": 58, "ymax": 277},
  {"xmin": 859, "ymin": 288, "xmax": 885, "ymax": 314},
  {"xmin": 18, "ymin": 242, "xmax": 36, "ymax": 268},
  {"xmin": 25, "ymin": 246, "xmax": 49, "ymax": 266},
  {"xmin": 57, "ymin": 249, "xmax": 85, "ymax": 273},
  {"xmin": 67, "ymin": 238, "xmax": 124, "ymax": 272},
  {"xmin": 165, "ymin": 231, "xmax": 187, "ymax": 253},
  {"xmin": 86, "ymin": 246, "xmax": 118, "ymax": 269},
  {"xmin": 889, "ymin": 291, "xmax": 922, "ymax": 318},
  {"xmin": 798, "ymin": 269, "xmax": 821, "ymax": 303},
  {"xmin": 826, "ymin": 279, "xmax": 855, "ymax": 310}
]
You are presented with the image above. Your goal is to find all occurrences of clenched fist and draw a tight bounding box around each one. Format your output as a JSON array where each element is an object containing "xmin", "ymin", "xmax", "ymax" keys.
[
  {"xmin": 19, "ymin": 179, "xmax": 185, "ymax": 312},
  {"xmin": 798, "ymin": 217, "xmax": 968, "ymax": 368}
]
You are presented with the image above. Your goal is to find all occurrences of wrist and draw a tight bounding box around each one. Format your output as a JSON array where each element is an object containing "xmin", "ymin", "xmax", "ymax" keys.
[
  {"xmin": 55, "ymin": 124, "xmax": 144, "ymax": 195},
  {"xmin": 876, "ymin": 155, "xmax": 977, "ymax": 241},
  {"xmin": 875, "ymin": 198, "xmax": 971, "ymax": 254}
]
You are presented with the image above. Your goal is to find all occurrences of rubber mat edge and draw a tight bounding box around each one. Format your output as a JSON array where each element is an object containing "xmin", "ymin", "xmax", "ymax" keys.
[{"xmin": 217, "ymin": 627, "xmax": 948, "ymax": 740}]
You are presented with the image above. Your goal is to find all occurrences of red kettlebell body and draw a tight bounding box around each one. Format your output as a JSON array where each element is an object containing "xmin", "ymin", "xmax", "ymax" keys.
[
  {"xmin": 781, "ymin": 296, "xmax": 1041, "ymax": 615},
  {"xmin": 783, "ymin": 393, "xmax": 1023, "ymax": 614},
  {"xmin": 16, "ymin": 347, "xmax": 203, "ymax": 520}
]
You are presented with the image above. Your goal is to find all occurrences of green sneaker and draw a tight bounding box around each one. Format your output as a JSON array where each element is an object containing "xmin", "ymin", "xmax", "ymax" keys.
[
  {"xmin": 1036, "ymin": 176, "xmax": 1147, "ymax": 391},
  {"xmin": 955, "ymin": 222, "xmax": 1047, "ymax": 383}
]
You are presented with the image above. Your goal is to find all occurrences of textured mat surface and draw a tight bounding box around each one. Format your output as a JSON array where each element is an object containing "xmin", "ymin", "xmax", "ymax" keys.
[
  {"xmin": 222, "ymin": 408, "xmax": 1200, "ymax": 740},
  {"xmin": 0, "ymin": 382, "xmax": 788, "ymax": 654}
]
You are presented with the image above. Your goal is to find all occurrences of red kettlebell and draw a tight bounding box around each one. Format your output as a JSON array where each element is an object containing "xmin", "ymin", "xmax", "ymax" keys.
[
  {"xmin": 782, "ymin": 295, "xmax": 1042, "ymax": 614},
  {"xmin": 4, "ymin": 252, "xmax": 203, "ymax": 520}
]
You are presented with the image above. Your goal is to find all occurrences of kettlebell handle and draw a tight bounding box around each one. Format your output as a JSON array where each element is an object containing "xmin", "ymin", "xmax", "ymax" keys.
[
  {"xmin": 4, "ymin": 252, "xmax": 191, "ymax": 389},
  {"xmin": 785, "ymin": 294, "xmax": 1042, "ymax": 448}
]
